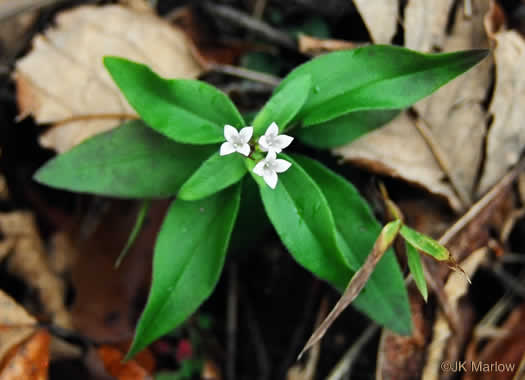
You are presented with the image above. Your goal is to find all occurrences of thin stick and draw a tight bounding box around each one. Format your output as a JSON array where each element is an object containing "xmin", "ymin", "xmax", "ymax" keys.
[
  {"xmin": 439, "ymin": 155, "xmax": 525, "ymax": 246},
  {"xmin": 325, "ymin": 324, "xmax": 379, "ymax": 380},
  {"xmin": 207, "ymin": 64, "xmax": 281, "ymax": 87},
  {"xmin": 201, "ymin": 2, "xmax": 296, "ymax": 50},
  {"xmin": 279, "ymin": 281, "xmax": 320, "ymax": 378},
  {"xmin": 226, "ymin": 262, "xmax": 238, "ymax": 380},
  {"xmin": 491, "ymin": 264, "xmax": 525, "ymax": 299},
  {"xmin": 413, "ymin": 116, "xmax": 472, "ymax": 208},
  {"xmin": 243, "ymin": 291, "xmax": 271, "ymax": 380},
  {"xmin": 253, "ymin": 0, "xmax": 268, "ymax": 19}
]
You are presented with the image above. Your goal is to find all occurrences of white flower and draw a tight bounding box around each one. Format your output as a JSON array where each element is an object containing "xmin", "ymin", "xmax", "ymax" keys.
[
  {"xmin": 253, "ymin": 151, "xmax": 291, "ymax": 189},
  {"xmin": 220, "ymin": 125, "xmax": 253, "ymax": 156},
  {"xmin": 258, "ymin": 122, "xmax": 294, "ymax": 154}
]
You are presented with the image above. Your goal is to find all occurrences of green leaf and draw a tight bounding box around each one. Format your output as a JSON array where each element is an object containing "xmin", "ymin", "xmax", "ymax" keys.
[
  {"xmin": 34, "ymin": 120, "xmax": 214, "ymax": 198},
  {"xmin": 178, "ymin": 152, "xmax": 247, "ymax": 201},
  {"xmin": 248, "ymin": 155, "xmax": 351, "ymax": 290},
  {"xmin": 115, "ymin": 200, "xmax": 151, "ymax": 268},
  {"xmin": 104, "ymin": 57, "xmax": 245, "ymax": 144},
  {"xmin": 252, "ymin": 74, "xmax": 311, "ymax": 135},
  {"xmin": 400, "ymin": 225, "xmax": 449, "ymax": 261},
  {"xmin": 406, "ymin": 242, "xmax": 428, "ymax": 302},
  {"xmin": 293, "ymin": 155, "xmax": 411, "ymax": 335},
  {"xmin": 127, "ymin": 184, "xmax": 241, "ymax": 358},
  {"xmin": 276, "ymin": 45, "xmax": 488, "ymax": 125},
  {"xmin": 297, "ymin": 109, "xmax": 399, "ymax": 148}
]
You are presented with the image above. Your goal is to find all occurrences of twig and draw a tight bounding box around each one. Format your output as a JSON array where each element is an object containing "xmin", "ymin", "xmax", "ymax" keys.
[
  {"xmin": 422, "ymin": 261, "xmax": 461, "ymax": 333},
  {"xmin": 412, "ymin": 115, "xmax": 472, "ymax": 208},
  {"xmin": 253, "ymin": 0, "xmax": 268, "ymax": 19},
  {"xmin": 501, "ymin": 253, "xmax": 525, "ymax": 264},
  {"xmin": 278, "ymin": 281, "xmax": 320, "ymax": 378},
  {"xmin": 207, "ymin": 63, "xmax": 281, "ymax": 87},
  {"xmin": 325, "ymin": 324, "xmax": 379, "ymax": 380},
  {"xmin": 201, "ymin": 2, "xmax": 296, "ymax": 50},
  {"xmin": 490, "ymin": 264, "xmax": 525, "ymax": 299},
  {"xmin": 439, "ymin": 155, "xmax": 525, "ymax": 246},
  {"xmin": 226, "ymin": 262, "xmax": 238, "ymax": 380},
  {"xmin": 242, "ymin": 290, "xmax": 271, "ymax": 380}
]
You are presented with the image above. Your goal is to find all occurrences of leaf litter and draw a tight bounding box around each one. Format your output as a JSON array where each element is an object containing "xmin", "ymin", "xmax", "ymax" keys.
[{"xmin": 14, "ymin": 4, "xmax": 204, "ymax": 153}]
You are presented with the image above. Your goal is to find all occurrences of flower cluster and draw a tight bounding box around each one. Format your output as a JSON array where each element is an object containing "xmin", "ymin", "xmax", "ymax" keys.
[{"xmin": 220, "ymin": 122, "xmax": 293, "ymax": 189}]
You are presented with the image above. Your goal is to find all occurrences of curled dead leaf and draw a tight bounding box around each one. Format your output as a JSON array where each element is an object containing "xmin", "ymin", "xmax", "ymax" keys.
[
  {"xmin": 478, "ymin": 18, "xmax": 525, "ymax": 194},
  {"xmin": 0, "ymin": 330, "xmax": 50, "ymax": 380},
  {"xmin": 0, "ymin": 290, "xmax": 37, "ymax": 365},
  {"xmin": 96, "ymin": 346, "xmax": 151, "ymax": 380},
  {"xmin": 0, "ymin": 211, "xmax": 71, "ymax": 328}
]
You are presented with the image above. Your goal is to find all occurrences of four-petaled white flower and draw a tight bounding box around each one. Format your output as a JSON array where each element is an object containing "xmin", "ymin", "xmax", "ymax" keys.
[
  {"xmin": 252, "ymin": 151, "xmax": 291, "ymax": 189},
  {"xmin": 220, "ymin": 125, "xmax": 253, "ymax": 156},
  {"xmin": 258, "ymin": 122, "xmax": 294, "ymax": 154}
]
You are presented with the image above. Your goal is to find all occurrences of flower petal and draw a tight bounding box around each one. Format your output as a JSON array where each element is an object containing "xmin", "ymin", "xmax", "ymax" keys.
[
  {"xmin": 224, "ymin": 124, "xmax": 238, "ymax": 141},
  {"xmin": 265, "ymin": 151, "xmax": 277, "ymax": 161},
  {"xmin": 258, "ymin": 136, "xmax": 269, "ymax": 152},
  {"xmin": 239, "ymin": 126, "xmax": 253, "ymax": 143},
  {"xmin": 274, "ymin": 159, "xmax": 292, "ymax": 173},
  {"xmin": 274, "ymin": 135, "xmax": 294, "ymax": 150},
  {"xmin": 220, "ymin": 141, "xmax": 236, "ymax": 156},
  {"xmin": 266, "ymin": 122, "xmax": 279, "ymax": 136},
  {"xmin": 263, "ymin": 170, "xmax": 278, "ymax": 189},
  {"xmin": 237, "ymin": 143, "xmax": 251, "ymax": 156},
  {"xmin": 253, "ymin": 161, "xmax": 266, "ymax": 176}
]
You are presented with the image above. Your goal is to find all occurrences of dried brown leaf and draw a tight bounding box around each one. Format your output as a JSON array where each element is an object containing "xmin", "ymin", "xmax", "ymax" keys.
[
  {"xmin": 335, "ymin": 2, "xmax": 490, "ymax": 211},
  {"xmin": 14, "ymin": 5, "xmax": 203, "ymax": 153},
  {"xmin": 353, "ymin": 0, "xmax": 398, "ymax": 44},
  {"xmin": 484, "ymin": 0, "xmax": 506, "ymax": 40},
  {"xmin": 0, "ymin": 330, "xmax": 50, "ymax": 380},
  {"xmin": 334, "ymin": 112, "xmax": 463, "ymax": 211},
  {"xmin": 0, "ymin": 212, "xmax": 71, "ymax": 328},
  {"xmin": 96, "ymin": 346, "xmax": 151, "ymax": 380},
  {"xmin": 404, "ymin": 0, "xmax": 455, "ymax": 52},
  {"xmin": 478, "ymin": 25, "xmax": 525, "ymax": 193},
  {"xmin": 0, "ymin": 290, "xmax": 37, "ymax": 364}
]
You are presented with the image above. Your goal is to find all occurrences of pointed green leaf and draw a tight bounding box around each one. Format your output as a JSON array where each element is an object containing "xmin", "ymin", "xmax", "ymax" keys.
[
  {"xmin": 406, "ymin": 242, "xmax": 428, "ymax": 302},
  {"xmin": 127, "ymin": 184, "xmax": 241, "ymax": 358},
  {"xmin": 115, "ymin": 200, "xmax": 151, "ymax": 268},
  {"xmin": 104, "ymin": 57, "xmax": 245, "ymax": 144},
  {"xmin": 293, "ymin": 155, "xmax": 411, "ymax": 335},
  {"xmin": 178, "ymin": 152, "xmax": 247, "ymax": 200},
  {"xmin": 252, "ymin": 74, "xmax": 311, "ymax": 135},
  {"xmin": 400, "ymin": 225, "xmax": 449, "ymax": 261},
  {"xmin": 248, "ymin": 155, "xmax": 351, "ymax": 290},
  {"xmin": 276, "ymin": 45, "xmax": 488, "ymax": 125},
  {"xmin": 296, "ymin": 109, "xmax": 399, "ymax": 148},
  {"xmin": 34, "ymin": 120, "xmax": 214, "ymax": 198}
]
